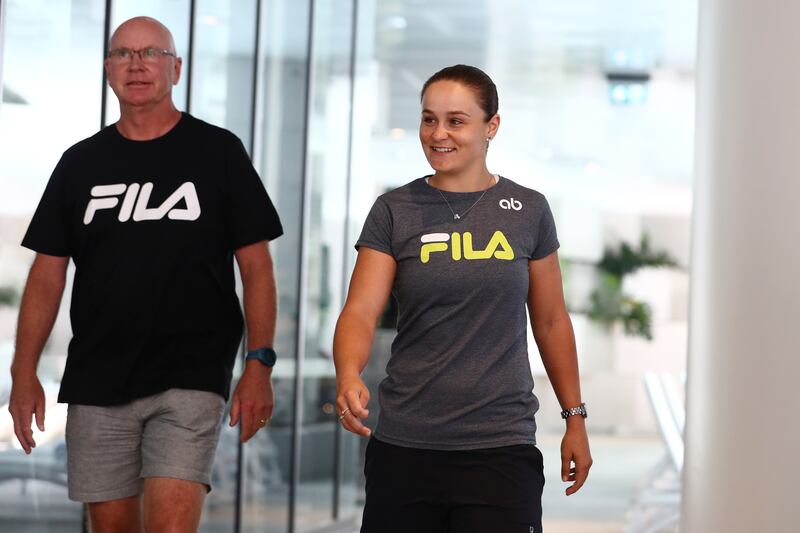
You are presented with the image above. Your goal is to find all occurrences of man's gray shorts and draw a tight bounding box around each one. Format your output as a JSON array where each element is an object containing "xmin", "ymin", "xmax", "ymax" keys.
[{"xmin": 65, "ymin": 388, "xmax": 226, "ymax": 503}]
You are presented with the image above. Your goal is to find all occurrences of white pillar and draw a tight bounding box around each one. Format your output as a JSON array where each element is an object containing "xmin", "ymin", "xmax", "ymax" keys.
[
  {"xmin": 0, "ymin": 0, "xmax": 7, "ymax": 116},
  {"xmin": 684, "ymin": 0, "xmax": 800, "ymax": 531}
]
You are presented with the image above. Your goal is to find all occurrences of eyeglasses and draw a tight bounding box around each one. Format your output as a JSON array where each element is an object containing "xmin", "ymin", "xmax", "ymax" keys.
[{"xmin": 107, "ymin": 47, "xmax": 176, "ymax": 64}]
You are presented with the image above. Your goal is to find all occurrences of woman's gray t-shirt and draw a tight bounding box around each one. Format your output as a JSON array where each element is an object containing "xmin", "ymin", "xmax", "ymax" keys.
[{"xmin": 356, "ymin": 176, "xmax": 560, "ymax": 450}]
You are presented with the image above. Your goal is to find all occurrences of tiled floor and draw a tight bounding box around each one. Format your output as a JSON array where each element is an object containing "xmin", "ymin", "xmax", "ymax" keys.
[
  {"xmin": 538, "ymin": 432, "xmax": 674, "ymax": 533},
  {"xmin": 0, "ymin": 433, "xmax": 675, "ymax": 532}
]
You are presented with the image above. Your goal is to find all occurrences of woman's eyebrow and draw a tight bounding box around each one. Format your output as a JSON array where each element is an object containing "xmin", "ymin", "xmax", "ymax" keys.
[{"xmin": 421, "ymin": 109, "xmax": 471, "ymax": 117}]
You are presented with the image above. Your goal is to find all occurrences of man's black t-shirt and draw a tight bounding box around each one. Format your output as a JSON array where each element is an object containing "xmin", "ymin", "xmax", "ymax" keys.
[{"xmin": 22, "ymin": 113, "xmax": 283, "ymax": 406}]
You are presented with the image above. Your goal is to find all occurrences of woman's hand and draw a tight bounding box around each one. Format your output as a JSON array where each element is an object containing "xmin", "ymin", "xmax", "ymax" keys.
[
  {"xmin": 336, "ymin": 374, "xmax": 372, "ymax": 437},
  {"xmin": 560, "ymin": 420, "xmax": 593, "ymax": 495},
  {"xmin": 332, "ymin": 248, "xmax": 394, "ymax": 438}
]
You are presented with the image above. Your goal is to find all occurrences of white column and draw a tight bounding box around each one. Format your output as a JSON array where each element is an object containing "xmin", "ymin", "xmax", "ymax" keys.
[
  {"xmin": 684, "ymin": 0, "xmax": 800, "ymax": 531},
  {"xmin": 0, "ymin": 0, "xmax": 7, "ymax": 116}
]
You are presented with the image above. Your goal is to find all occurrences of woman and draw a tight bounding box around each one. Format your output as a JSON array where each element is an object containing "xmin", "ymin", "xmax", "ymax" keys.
[{"xmin": 333, "ymin": 64, "xmax": 591, "ymax": 533}]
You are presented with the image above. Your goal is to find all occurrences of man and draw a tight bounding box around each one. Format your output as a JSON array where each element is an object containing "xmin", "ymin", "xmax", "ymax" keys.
[{"xmin": 8, "ymin": 16, "xmax": 282, "ymax": 531}]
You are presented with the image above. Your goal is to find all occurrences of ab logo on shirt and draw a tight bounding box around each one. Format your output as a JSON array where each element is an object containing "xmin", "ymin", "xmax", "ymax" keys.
[
  {"xmin": 420, "ymin": 230, "xmax": 514, "ymax": 263},
  {"xmin": 83, "ymin": 182, "xmax": 201, "ymax": 224}
]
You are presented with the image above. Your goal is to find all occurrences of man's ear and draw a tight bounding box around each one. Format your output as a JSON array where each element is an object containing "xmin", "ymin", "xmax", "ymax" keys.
[{"xmin": 173, "ymin": 57, "xmax": 183, "ymax": 86}]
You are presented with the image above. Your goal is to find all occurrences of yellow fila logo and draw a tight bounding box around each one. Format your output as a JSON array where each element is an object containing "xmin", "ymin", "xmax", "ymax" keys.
[{"xmin": 420, "ymin": 231, "xmax": 514, "ymax": 263}]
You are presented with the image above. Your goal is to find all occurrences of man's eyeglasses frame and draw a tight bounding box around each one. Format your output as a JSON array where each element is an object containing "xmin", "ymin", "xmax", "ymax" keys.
[{"xmin": 107, "ymin": 47, "xmax": 176, "ymax": 64}]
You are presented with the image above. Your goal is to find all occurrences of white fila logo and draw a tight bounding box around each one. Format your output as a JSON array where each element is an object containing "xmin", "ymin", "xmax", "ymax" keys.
[
  {"xmin": 498, "ymin": 197, "xmax": 522, "ymax": 211},
  {"xmin": 83, "ymin": 182, "xmax": 201, "ymax": 225}
]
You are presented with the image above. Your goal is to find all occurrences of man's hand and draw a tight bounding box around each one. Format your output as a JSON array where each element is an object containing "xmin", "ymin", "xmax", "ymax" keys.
[
  {"xmin": 229, "ymin": 360, "xmax": 274, "ymax": 443},
  {"xmin": 335, "ymin": 374, "xmax": 371, "ymax": 437},
  {"xmin": 8, "ymin": 373, "xmax": 46, "ymax": 454},
  {"xmin": 561, "ymin": 420, "xmax": 593, "ymax": 495},
  {"xmin": 9, "ymin": 253, "xmax": 67, "ymax": 454}
]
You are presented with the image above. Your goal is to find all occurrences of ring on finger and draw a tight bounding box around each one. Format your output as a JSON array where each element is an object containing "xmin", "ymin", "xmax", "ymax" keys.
[{"xmin": 338, "ymin": 407, "xmax": 351, "ymax": 420}]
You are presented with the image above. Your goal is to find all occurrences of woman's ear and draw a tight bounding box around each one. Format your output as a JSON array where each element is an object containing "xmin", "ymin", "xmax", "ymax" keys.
[{"xmin": 487, "ymin": 113, "xmax": 500, "ymax": 140}]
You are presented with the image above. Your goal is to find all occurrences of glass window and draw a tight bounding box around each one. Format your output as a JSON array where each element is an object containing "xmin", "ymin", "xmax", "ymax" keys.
[
  {"xmin": 0, "ymin": 1, "xmax": 697, "ymax": 531},
  {"xmin": 190, "ymin": 0, "xmax": 258, "ymax": 147},
  {"xmin": 240, "ymin": 1, "xmax": 311, "ymax": 531},
  {"xmin": 0, "ymin": 0, "xmax": 105, "ymax": 529},
  {"xmin": 296, "ymin": 0, "xmax": 356, "ymax": 530}
]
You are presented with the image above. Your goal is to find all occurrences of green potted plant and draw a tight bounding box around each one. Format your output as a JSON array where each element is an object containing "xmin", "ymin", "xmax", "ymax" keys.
[{"xmin": 588, "ymin": 235, "xmax": 678, "ymax": 340}]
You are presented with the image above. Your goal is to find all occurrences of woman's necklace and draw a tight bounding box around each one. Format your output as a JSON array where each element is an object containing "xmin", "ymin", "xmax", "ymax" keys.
[{"xmin": 432, "ymin": 174, "xmax": 497, "ymax": 220}]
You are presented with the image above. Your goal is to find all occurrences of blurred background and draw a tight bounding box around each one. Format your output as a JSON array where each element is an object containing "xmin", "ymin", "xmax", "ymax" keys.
[{"xmin": 0, "ymin": 0, "xmax": 696, "ymax": 531}]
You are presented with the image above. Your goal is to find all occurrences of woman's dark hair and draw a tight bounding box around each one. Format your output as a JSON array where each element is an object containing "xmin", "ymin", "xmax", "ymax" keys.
[{"xmin": 420, "ymin": 64, "xmax": 498, "ymax": 121}]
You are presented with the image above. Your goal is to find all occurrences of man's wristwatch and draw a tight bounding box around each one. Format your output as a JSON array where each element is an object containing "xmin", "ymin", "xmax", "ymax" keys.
[
  {"xmin": 560, "ymin": 402, "xmax": 588, "ymax": 420},
  {"xmin": 245, "ymin": 347, "xmax": 277, "ymax": 367}
]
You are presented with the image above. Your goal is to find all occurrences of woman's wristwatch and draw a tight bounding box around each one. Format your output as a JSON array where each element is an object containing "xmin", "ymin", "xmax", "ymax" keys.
[{"xmin": 560, "ymin": 402, "xmax": 588, "ymax": 419}]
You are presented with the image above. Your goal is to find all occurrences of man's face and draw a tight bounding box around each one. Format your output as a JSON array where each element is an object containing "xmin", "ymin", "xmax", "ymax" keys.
[{"xmin": 104, "ymin": 19, "xmax": 181, "ymax": 110}]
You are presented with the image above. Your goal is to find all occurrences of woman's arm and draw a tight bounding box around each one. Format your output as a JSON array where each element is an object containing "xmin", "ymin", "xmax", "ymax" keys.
[
  {"xmin": 528, "ymin": 251, "xmax": 593, "ymax": 495},
  {"xmin": 333, "ymin": 247, "xmax": 396, "ymax": 437}
]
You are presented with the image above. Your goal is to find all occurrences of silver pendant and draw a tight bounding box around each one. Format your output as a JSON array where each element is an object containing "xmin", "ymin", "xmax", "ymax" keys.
[{"xmin": 454, "ymin": 214, "xmax": 460, "ymax": 220}]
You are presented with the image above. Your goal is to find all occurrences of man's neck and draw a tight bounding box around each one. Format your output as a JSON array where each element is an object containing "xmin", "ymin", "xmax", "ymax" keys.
[{"xmin": 116, "ymin": 103, "xmax": 182, "ymax": 141}]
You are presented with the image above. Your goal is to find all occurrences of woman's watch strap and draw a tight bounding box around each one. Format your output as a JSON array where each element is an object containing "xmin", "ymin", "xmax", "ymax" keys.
[{"xmin": 560, "ymin": 402, "xmax": 588, "ymax": 419}]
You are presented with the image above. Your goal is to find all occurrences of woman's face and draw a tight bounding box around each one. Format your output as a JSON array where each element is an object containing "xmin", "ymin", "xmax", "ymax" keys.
[{"xmin": 419, "ymin": 80, "xmax": 499, "ymax": 176}]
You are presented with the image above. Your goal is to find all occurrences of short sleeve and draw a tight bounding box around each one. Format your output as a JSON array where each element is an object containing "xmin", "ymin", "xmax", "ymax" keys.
[
  {"xmin": 21, "ymin": 155, "xmax": 73, "ymax": 257},
  {"xmin": 355, "ymin": 197, "xmax": 394, "ymax": 257},
  {"xmin": 531, "ymin": 195, "xmax": 560, "ymax": 260},
  {"xmin": 225, "ymin": 136, "xmax": 283, "ymax": 249}
]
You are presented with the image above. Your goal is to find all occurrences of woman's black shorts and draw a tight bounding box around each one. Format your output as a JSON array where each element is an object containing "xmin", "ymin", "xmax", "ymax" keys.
[{"xmin": 361, "ymin": 437, "xmax": 545, "ymax": 533}]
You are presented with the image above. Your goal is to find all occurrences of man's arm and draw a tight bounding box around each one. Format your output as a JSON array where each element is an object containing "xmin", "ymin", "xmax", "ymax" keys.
[
  {"xmin": 9, "ymin": 253, "xmax": 69, "ymax": 454},
  {"xmin": 528, "ymin": 252, "xmax": 593, "ymax": 495},
  {"xmin": 230, "ymin": 240, "xmax": 277, "ymax": 443}
]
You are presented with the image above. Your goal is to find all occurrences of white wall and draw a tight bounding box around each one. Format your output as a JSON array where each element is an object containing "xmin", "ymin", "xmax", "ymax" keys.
[{"xmin": 683, "ymin": 0, "xmax": 800, "ymax": 530}]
